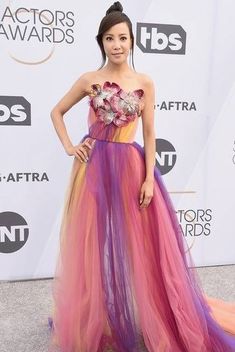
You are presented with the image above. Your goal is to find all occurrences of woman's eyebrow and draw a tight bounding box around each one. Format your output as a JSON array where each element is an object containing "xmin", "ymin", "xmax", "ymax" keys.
[{"xmin": 104, "ymin": 33, "xmax": 128, "ymax": 36}]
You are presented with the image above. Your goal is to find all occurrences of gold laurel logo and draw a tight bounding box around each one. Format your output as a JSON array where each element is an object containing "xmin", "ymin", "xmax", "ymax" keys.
[{"xmin": 7, "ymin": 1, "xmax": 55, "ymax": 65}]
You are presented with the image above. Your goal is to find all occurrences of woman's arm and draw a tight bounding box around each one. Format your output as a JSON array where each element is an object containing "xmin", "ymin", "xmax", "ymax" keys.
[
  {"xmin": 141, "ymin": 76, "xmax": 156, "ymax": 182},
  {"xmin": 50, "ymin": 73, "xmax": 91, "ymax": 155},
  {"xmin": 138, "ymin": 75, "xmax": 156, "ymax": 209}
]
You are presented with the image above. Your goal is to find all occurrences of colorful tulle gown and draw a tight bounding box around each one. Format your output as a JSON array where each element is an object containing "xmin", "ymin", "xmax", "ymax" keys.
[{"xmin": 49, "ymin": 81, "xmax": 235, "ymax": 352}]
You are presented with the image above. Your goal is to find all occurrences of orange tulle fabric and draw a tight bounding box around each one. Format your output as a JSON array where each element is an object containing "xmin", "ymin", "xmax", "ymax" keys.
[{"xmin": 48, "ymin": 81, "xmax": 235, "ymax": 352}]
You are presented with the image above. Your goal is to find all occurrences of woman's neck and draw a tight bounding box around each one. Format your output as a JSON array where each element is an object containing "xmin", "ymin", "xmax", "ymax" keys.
[{"xmin": 101, "ymin": 61, "xmax": 133, "ymax": 77}]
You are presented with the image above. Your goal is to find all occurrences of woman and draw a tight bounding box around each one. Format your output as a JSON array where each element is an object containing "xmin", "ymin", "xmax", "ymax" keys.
[{"xmin": 49, "ymin": 2, "xmax": 235, "ymax": 351}]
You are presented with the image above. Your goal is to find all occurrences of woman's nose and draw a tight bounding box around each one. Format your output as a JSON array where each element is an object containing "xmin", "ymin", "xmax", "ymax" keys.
[{"xmin": 113, "ymin": 41, "xmax": 121, "ymax": 49}]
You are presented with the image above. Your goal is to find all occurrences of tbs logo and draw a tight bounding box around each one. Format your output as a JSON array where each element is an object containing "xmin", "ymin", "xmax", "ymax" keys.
[
  {"xmin": 136, "ymin": 23, "xmax": 186, "ymax": 54},
  {"xmin": 0, "ymin": 96, "xmax": 31, "ymax": 125}
]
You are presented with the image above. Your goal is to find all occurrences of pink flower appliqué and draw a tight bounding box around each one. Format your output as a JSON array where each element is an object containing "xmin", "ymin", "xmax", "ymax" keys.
[
  {"xmin": 89, "ymin": 81, "xmax": 144, "ymax": 127},
  {"xmin": 118, "ymin": 89, "xmax": 144, "ymax": 117}
]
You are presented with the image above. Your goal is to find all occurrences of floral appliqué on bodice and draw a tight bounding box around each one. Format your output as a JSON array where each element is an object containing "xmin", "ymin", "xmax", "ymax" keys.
[{"xmin": 88, "ymin": 81, "xmax": 144, "ymax": 127}]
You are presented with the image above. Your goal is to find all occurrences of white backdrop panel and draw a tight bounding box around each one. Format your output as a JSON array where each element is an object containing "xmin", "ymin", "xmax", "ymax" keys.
[{"xmin": 0, "ymin": 0, "xmax": 234, "ymax": 280}]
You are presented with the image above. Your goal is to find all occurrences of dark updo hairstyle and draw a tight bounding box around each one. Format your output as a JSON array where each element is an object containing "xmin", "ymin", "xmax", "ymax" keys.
[{"xmin": 96, "ymin": 1, "xmax": 135, "ymax": 70}]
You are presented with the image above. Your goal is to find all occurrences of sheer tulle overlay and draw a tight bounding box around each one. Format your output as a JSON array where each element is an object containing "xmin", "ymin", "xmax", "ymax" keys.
[{"xmin": 49, "ymin": 82, "xmax": 235, "ymax": 352}]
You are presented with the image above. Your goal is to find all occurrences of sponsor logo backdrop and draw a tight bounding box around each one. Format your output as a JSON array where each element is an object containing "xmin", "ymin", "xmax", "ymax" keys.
[{"xmin": 0, "ymin": 0, "xmax": 234, "ymax": 280}]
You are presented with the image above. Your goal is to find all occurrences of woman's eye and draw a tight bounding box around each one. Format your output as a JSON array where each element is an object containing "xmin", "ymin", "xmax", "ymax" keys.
[{"xmin": 105, "ymin": 37, "xmax": 127, "ymax": 41}]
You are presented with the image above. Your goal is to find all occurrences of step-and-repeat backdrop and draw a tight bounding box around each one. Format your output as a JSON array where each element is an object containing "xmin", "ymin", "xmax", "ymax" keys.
[{"xmin": 0, "ymin": 0, "xmax": 235, "ymax": 280}]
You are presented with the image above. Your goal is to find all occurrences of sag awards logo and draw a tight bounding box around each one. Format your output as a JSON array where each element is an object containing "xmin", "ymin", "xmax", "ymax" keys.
[
  {"xmin": 155, "ymin": 138, "xmax": 177, "ymax": 175},
  {"xmin": 0, "ymin": 96, "xmax": 31, "ymax": 125},
  {"xmin": 0, "ymin": 211, "xmax": 29, "ymax": 253},
  {"xmin": 157, "ymin": 100, "xmax": 196, "ymax": 112},
  {"xmin": 0, "ymin": 5, "xmax": 75, "ymax": 64},
  {"xmin": 0, "ymin": 172, "xmax": 49, "ymax": 182},
  {"xmin": 136, "ymin": 22, "xmax": 186, "ymax": 55},
  {"xmin": 177, "ymin": 208, "xmax": 213, "ymax": 250}
]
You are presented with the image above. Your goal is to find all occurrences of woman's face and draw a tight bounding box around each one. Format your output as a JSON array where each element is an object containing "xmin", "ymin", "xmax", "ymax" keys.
[{"xmin": 102, "ymin": 22, "xmax": 132, "ymax": 64}]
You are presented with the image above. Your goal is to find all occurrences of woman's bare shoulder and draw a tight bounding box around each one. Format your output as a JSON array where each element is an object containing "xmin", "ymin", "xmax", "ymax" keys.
[
  {"xmin": 77, "ymin": 71, "xmax": 101, "ymax": 94},
  {"xmin": 136, "ymin": 72, "xmax": 155, "ymax": 91}
]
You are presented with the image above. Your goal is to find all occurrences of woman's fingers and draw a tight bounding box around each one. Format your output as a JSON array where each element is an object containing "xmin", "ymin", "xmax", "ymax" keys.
[
  {"xmin": 79, "ymin": 145, "xmax": 89, "ymax": 159},
  {"xmin": 74, "ymin": 139, "xmax": 94, "ymax": 162},
  {"xmin": 83, "ymin": 139, "xmax": 92, "ymax": 149},
  {"xmin": 139, "ymin": 193, "xmax": 153, "ymax": 208},
  {"xmin": 139, "ymin": 190, "xmax": 144, "ymax": 204},
  {"xmin": 74, "ymin": 149, "xmax": 84, "ymax": 163}
]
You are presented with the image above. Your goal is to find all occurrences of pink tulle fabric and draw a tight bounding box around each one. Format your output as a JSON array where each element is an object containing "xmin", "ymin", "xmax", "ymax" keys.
[{"xmin": 49, "ymin": 81, "xmax": 235, "ymax": 352}]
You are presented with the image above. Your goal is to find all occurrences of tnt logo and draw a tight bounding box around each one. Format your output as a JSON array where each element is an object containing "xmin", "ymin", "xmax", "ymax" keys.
[
  {"xmin": 0, "ymin": 212, "xmax": 29, "ymax": 253},
  {"xmin": 155, "ymin": 138, "xmax": 177, "ymax": 175},
  {"xmin": 136, "ymin": 23, "xmax": 186, "ymax": 54},
  {"xmin": 0, "ymin": 96, "xmax": 31, "ymax": 125}
]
